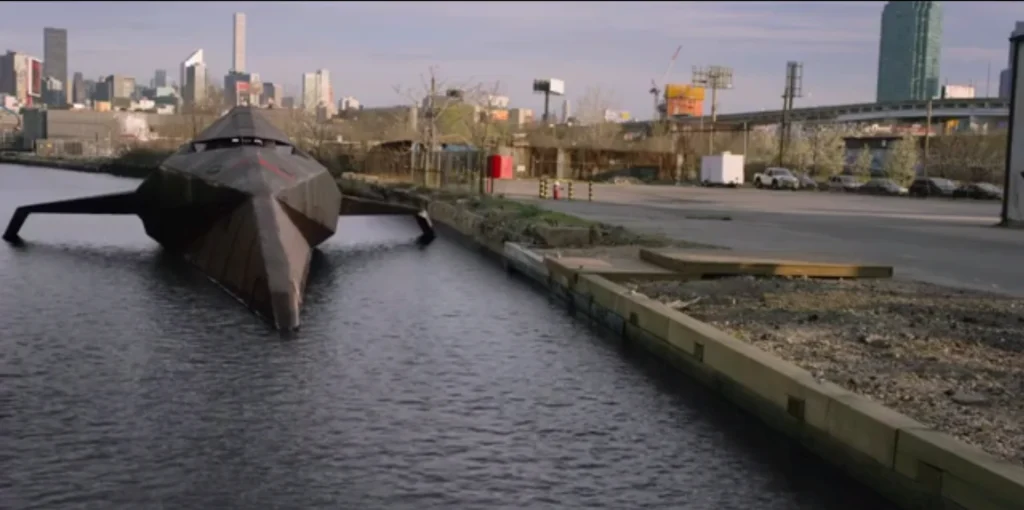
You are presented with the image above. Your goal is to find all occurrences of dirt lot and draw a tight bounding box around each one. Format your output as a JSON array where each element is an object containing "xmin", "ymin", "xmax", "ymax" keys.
[{"xmin": 630, "ymin": 276, "xmax": 1024, "ymax": 466}]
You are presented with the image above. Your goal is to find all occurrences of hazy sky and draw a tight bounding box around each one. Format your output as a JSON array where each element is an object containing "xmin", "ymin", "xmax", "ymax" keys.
[{"xmin": 2, "ymin": 1, "xmax": 1023, "ymax": 118}]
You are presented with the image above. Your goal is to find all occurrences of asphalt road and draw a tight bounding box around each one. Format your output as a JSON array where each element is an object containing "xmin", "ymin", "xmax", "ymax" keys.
[{"xmin": 493, "ymin": 180, "xmax": 1021, "ymax": 297}]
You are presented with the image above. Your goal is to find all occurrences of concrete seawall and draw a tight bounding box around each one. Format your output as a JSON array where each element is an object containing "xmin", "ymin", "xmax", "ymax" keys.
[{"xmin": 420, "ymin": 194, "xmax": 1024, "ymax": 510}]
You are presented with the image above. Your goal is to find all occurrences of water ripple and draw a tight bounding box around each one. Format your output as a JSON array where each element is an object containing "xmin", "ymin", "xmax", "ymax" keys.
[{"xmin": 0, "ymin": 165, "xmax": 895, "ymax": 509}]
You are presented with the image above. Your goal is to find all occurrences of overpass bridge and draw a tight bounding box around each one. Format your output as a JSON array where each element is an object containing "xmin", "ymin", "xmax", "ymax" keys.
[{"xmin": 671, "ymin": 98, "xmax": 1009, "ymax": 126}]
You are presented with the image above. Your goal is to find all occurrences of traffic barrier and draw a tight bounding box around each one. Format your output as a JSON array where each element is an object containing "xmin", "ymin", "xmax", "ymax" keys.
[{"xmin": 539, "ymin": 177, "xmax": 548, "ymax": 199}]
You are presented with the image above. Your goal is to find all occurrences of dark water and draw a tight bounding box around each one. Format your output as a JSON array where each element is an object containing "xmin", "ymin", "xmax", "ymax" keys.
[{"xmin": 0, "ymin": 164, "xmax": 897, "ymax": 509}]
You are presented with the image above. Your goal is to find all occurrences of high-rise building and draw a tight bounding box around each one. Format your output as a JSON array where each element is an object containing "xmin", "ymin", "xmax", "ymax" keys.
[
  {"xmin": 875, "ymin": 1, "xmax": 943, "ymax": 102},
  {"xmin": 998, "ymin": 22, "xmax": 1024, "ymax": 99},
  {"xmin": 233, "ymin": 12, "xmax": 246, "ymax": 73},
  {"xmin": 43, "ymin": 27, "xmax": 69, "ymax": 106},
  {"xmin": 0, "ymin": 51, "xmax": 43, "ymax": 106},
  {"xmin": 224, "ymin": 71, "xmax": 251, "ymax": 106},
  {"xmin": 185, "ymin": 63, "xmax": 207, "ymax": 105},
  {"xmin": 262, "ymin": 82, "xmax": 282, "ymax": 107},
  {"xmin": 180, "ymin": 49, "xmax": 205, "ymax": 105},
  {"xmin": 281, "ymin": 96, "xmax": 295, "ymax": 109},
  {"xmin": 72, "ymin": 71, "xmax": 85, "ymax": 104},
  {"xmin": 154, "ymin": 69, "xmax": 167, "ymax": 88},
  {"xmin": 301, "ymin": 69, "xmax": 334, "ymax": 115},
  {"xmin": 561, "ymin": 98, "xmax": 571, "ymax": 123},
  {"xmin": 338, "ymin": 96, "xmax": 360, "ymax": 111}
]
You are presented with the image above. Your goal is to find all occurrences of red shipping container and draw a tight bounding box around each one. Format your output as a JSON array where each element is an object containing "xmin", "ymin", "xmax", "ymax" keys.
[{"xmin": 488, "ymin": 154, "xmax": 513, "ymax": 179}]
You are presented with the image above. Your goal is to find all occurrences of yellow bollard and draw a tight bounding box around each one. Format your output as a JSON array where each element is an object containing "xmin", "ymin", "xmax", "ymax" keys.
[
  {"xmin": 588, "ymin": 180, "xmax": 593, "ymax": 202},
  {"xmin": 568, "ymin": 181, "xmax": 575, "ymax": 201},
  {"xmin": 539, "ymin": 177, "xmax": 548, "ymax": 199}
]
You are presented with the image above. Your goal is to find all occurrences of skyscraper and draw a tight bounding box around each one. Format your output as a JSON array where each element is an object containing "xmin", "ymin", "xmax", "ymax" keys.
[
  {"xmin": 998, "ymin": 22, "xmax": 1024, "ymax": 99},
  {"xmin": 43, "ymin": 27, "xmax": 69, "ymax": 107},
  {"xmin": 875, "ymin": 1, "xmax": 943, "ymax": 102},
  {"xmin": 180, "ymin": 49, "xmax": 206, "ymax": 106},
  {"xmin": 72, "ymin": 71, "xmax": 85, "ymax": 104},
  {"xmin": 154, "ymin": 69, "xmax": 167, "ymax": 88},
  {"xmin": 301, "ymin": 69, "xmax": 334, "ymax": 115},
  {"xmin": 233, "ymin": 12, "xmax": 246, "ymax": 73}
]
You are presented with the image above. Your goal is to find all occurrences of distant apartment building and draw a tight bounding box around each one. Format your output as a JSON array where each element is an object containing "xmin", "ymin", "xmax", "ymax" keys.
[
  {"xmin": 262, "ymin": 82, "xmax": 282, "ymax": 107},
  {"xmin": 154, "ymin": 69, "xmax": 167, "ymax": 88},
  {"xmin": 876, "ymin": 1, "xmax": 943, "ymax": 102},
  {"xmin": 184, "ymin": 63, "xmax": 207, "ymax": 106},
  {"xmin": 0, "ymin": 50, "xmax": 43, "ymax": 106},
  {"xmin": 338, "ymin": 96, "xmax": 360, "ymax": 111},
  {"xmin": 302, "ymin": 69, "xmax": 334, "ymax": 115},
  {"xmin": 104, "ymin": 75, "xmax": 134, "ymax": 99},
  {"xmin": 998, "ymin": 22, "xmax": 1024, "ymax": 99},
  {"xmin": 43, "ymin": 27, "xmax": 69, "ymax": 106},
  {"xmin": 72, "ymin": 71, "xmax": 85, "ymax": 104},
  {"xmin": 43, "ymin": 77, "xmax": 64, "ymax": 106},
  {"xmin": 507, "ymin": 108, "xmax": 534, "ymax": 127},
  {"xmin": 281, "ymin": 96, "xmax": 295, "ymax": 109},
  {"xmin": 179, "ymin": 49, "xmax": 205, "ymax": 106},
  {"xmin": 224, "ymin": 71, "xmax": 251, "ymax": 106}
]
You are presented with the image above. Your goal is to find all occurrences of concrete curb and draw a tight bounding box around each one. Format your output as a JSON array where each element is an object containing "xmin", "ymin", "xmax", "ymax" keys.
[{"xmin": 424, "ymin": 198, "xmax": 1024, "ymax": 510}]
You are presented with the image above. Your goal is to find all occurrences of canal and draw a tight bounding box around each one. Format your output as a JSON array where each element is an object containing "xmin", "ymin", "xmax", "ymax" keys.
[{"xmin": 0, "ymin": 164, "xmax": 897, "ymax": 509}]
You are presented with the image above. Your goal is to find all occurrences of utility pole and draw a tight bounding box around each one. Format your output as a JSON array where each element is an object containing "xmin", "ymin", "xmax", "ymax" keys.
[
  {"xmin": 426, "ymin": 71, "xmax": 437, "ymax": 175},
  {"xmin": 777, "ymin": 61, "xmax": 803, "ymax": 167},
  {"xmin": 692, "ymin": 65, "xmax": 734, "ymax": 155},
  {"xmin": 923, "ymin": 98, "xmax": 933, "ymax": 179}
]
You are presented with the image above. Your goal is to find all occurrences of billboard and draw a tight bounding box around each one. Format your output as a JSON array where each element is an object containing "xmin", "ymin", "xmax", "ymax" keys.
[
  {"xmin": 532, "ymin": 78, "xmax": 565, "ymax": 96},
  {"xmin": 665, "ymin": 83, "xmax": 705, "ymax": 101},
  {"xmin": 28, "ymin": 58, "xmax": 42, "ymax": 97},
  {"xmin": 666, "ymin": 97, "xmax": 703, "ymax": 117},
  {"xmin": 941, "ymin": 84, "xmax": 975, "ymax": 99},
  {"xmin": 490, "ymin": 109, "xmax": 509, "ymax": 121}
]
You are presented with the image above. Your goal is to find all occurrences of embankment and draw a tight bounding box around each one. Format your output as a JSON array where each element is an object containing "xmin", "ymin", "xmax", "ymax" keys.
[
  {"xmin": 348, "ymin": 176, "xmax": 1024, "ymax": 510},
  {"xmin": 0, "ymin": 149, "xmax": 172, "ymax": 179}
]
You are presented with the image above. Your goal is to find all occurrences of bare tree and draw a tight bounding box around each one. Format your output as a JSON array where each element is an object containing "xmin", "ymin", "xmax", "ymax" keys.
[
  {"xmin": 853, "ymin": 146, "xmax": 873, "ymax": 178},
  {"xmin": 884, "ymin": 134, "xmax": 919, "ymax": 185},
  {"xmin": 573, "ymin": 86, "xmax": 622, "ymax": 149},
  {"xmin": 808, "ymin": 125, "xmax": 846, "ymax": 177},
  {"xmin": 786, "ymin": 136, "xmax": 813, "ymax": 173},
  {"xmin": 393, "ymin": 66, "xmax": 485, "ymax": 148},
  {"xmin": 929, "ymin": 132, "xmax": 1006, "ymax": 184}
]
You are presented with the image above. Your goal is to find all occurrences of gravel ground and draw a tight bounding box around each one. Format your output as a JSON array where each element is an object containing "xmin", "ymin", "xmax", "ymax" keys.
[{"xmin": 631, "ymin": 276, "xmax": 1024, "ymax": 466}]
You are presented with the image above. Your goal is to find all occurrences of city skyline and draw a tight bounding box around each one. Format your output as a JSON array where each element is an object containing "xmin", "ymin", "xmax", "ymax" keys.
[{"xmin": 1, "ymin": 1, "xmax": 1023, "ymax": 117}]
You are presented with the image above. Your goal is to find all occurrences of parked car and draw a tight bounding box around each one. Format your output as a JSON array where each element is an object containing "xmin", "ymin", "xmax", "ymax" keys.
[
  {"xmin": 795, "ymin": 172, "xmax": 820, "ymax": 191},
  {"xmin": 858, "ymin": 178, "xmax": 909, "ymax": 196},
  {"xmin": 828, "ymin": 175, "xmax": 862, "ymax": 193},
  {"xmin": 908, "ymin": 177, "xmax": 957, "ymax": 198},
  {"xmin": 953, "ymin": 182, "xmax": 1004, "ymax": 200},
  {"xmin": 753, "ymin": 167, "xmax": 800, "ymax": 190}
]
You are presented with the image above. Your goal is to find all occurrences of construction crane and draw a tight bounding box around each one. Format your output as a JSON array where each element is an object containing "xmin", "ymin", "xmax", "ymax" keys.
[{"xmin": 649, "ymin": 45, "xmax": 682, "ymax": 120}]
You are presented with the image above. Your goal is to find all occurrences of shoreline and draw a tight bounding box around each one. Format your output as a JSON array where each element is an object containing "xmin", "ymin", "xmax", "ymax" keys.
[
  {"xmin": 0, "ymin": 152, "xmax": 167, "ymax": 179},
  {"xmin": 368, "ymin": 178, "xmax": 1024, "ymax": 510}
]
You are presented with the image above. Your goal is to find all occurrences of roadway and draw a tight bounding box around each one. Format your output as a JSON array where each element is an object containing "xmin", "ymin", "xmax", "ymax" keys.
[{"xmin": 493, "ymin": 180, "xmax": 1021, "ymax": 297}]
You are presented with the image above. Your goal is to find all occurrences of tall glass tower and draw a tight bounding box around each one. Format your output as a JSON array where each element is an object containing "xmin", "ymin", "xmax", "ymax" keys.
[{"xmin": 875, "ymin": 1, "xmax": 943, "ymax": 102}]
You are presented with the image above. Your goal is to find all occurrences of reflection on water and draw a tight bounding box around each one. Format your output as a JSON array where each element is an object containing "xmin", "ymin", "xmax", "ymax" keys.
[{"xmin": 0, "ymin": 164, "xmax": 896, "ymax": 509}]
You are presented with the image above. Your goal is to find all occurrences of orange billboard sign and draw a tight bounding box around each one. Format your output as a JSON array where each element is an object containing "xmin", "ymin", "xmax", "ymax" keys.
[
  {"xmin": 490, "ymin": 109, "xmax": 509, "ymax": 122},
  {"xmin": 666, "ymin": 97, "xmax": 703, "ymax": 117},
  {"xmin": 664, "ymin": 84, "xmax": 705, "ymax": 101}
]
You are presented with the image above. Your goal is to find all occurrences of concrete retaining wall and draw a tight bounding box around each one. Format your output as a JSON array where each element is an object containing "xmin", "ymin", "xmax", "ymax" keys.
[{"xmin": 420, "ymin": 199, "xmax": 1024, "ymax": 510}]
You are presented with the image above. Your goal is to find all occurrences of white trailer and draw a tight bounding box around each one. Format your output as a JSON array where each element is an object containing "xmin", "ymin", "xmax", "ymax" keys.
[{"xmin": 700, "ymin": 152, "xmax": 745, "ymax": 187}]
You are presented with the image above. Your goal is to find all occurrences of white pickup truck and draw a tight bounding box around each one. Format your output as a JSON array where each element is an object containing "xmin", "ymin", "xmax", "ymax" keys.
[{"xmin": 753, "ymin": 167, "xmax": 800, "ymax": 190}]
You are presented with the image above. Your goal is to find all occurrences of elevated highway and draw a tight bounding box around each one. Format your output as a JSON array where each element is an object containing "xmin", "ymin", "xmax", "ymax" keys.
[{"xmin": 672, "ymin": 98, "xmax": 1009, "ymax": 126}]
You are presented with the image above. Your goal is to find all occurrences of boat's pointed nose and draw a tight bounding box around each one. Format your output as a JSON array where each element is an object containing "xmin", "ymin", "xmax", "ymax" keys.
[{"xmin": 251, "ymin": 196, "xmax": 312, "ymax": 331}]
